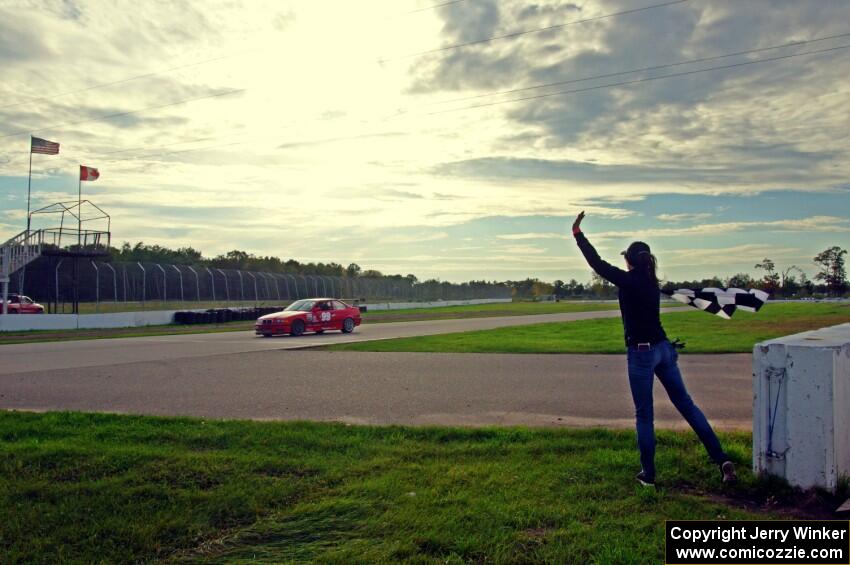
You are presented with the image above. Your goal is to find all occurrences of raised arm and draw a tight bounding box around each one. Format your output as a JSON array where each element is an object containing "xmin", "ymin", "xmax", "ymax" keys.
[{"xmin": 572, "ymin": 211, "xmax": 631, "ymax": 287}]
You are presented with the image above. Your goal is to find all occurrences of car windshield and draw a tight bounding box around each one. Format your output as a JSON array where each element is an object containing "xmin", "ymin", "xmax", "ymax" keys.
[{"xmin": 284, "ymin": 300, "xmax": 315, "ymax": 312}]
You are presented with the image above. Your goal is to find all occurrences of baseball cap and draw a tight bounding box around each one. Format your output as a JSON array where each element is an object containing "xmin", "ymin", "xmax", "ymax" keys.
[{"xmin": 621, "ymin": 241, "xmax": 651, "ymax": 261}]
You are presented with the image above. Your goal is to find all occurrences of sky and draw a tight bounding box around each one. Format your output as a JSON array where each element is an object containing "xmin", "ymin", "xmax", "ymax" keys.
[{"xmin": 1, "ymin": 0, "xmax": 848, "ymax": 283}]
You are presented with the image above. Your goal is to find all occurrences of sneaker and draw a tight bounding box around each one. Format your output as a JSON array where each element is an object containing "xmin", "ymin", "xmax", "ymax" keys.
[
  {"xmin": 720, "ymin": 461, "xmax": 737, "ymax": 484},
  {"xmin": 636, "ymin": 471, "xmax": 655, "ymax": 487}
]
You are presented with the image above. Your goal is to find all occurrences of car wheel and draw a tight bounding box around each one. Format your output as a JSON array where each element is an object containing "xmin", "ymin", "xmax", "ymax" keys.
[
  {"xmin": 315, "ymin": 329, "xmax": 324, "ymax": 334},
  {"xmin": 342, "ymin": 317, "xmax": 355, "ymax": 333},
  {"xmin": 290, "ymin": 320, "xmax": 305, "ymax": 336},
  {"xmin": 262, "ymin": 333, "xmax": 273, "ymax": 338}
]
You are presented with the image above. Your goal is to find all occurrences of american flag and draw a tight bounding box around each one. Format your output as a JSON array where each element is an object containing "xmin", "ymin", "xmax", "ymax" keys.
[{"xmin": 31, "ymin": 136, "xmax": 60, "ymax": 155}]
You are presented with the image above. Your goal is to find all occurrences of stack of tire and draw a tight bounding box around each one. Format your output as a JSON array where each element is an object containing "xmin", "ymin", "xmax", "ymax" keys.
[{"xmin": 173, "ymin": 307, "xmax": 284, "ymax": 325}]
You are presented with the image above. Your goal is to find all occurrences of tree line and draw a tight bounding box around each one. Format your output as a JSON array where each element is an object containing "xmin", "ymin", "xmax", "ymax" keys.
[
  {"xmin": 519, "ymin": 246, "xmax": 847, "ymax": 300},
  {"xmin": 109, "ymin": 242, "xmax": 847, "ymax": 300}
]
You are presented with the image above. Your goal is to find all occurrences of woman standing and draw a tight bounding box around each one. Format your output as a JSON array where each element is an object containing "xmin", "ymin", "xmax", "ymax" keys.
[{"xmin": 572, "ymin": 211, "xmax": 736, "ymax": 487}]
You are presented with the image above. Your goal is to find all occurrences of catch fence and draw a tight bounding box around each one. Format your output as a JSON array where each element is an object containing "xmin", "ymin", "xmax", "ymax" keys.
[{"xmin": 9, "ymin": 258, "xmax": 510, "ymax": 312}]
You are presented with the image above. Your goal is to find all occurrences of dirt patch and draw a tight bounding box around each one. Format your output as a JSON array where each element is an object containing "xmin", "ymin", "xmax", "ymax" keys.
[{"xmin": 675, "ymin": 482, "xmax": 848, "ymax": 519}]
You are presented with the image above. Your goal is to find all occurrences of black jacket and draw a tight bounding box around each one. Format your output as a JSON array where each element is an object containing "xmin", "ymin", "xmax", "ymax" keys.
[{"xmin": 574, "ymin": 231, "xmax": 667, "ymax": 347}]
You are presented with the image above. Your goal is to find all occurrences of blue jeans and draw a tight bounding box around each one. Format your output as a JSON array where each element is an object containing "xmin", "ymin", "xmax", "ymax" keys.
[{"xmin": 627, "ymin": 340, "xmax": 728, "ymax": 479}]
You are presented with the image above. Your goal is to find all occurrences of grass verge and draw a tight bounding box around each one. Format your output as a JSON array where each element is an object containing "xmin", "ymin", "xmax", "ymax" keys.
[
  {"xmin": 0, "ymin": 321, "xmax": 253, "ymax": 345},
  {"xmin": 1, "ymin": 411, "xmax": 845, "ymax": 564},
  {"xmin": 360, "ymin": 300, "xmax": 621, "ymax": 322},
  {"xmin": 326, "ymin": 303, "xmax": 850, "ymax": 354}
]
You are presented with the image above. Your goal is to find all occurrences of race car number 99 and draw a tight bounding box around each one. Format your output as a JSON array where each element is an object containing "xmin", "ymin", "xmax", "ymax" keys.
[{"xmin": 320, "ymin": 312, "xmax": 332, "ymax": 322}]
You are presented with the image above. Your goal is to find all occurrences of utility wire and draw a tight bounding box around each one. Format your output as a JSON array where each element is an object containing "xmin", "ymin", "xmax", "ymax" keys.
[
  {"xmin": 0, "ymin": 52, "xmax": 249, "ymax": 111},
  {"xmin": 404, "ymin": 0, "xmax": 470, "ymax": 15},
  {"xmin": 100, "ymin": 134, "xmax": 225, "ymax": 156},
  {"xmin": 427, "ymin": 43, "xmax": 850, "ymax": 115},
  {"xmin": 0, "ymin": 88, "xmax": 245, "ymax": 139},
  {"xmin": 424, "ymin": 31, "xmax": 850, "ymax": 106},
  {"xmin": 101, "ymin": 138, "xmax": 245, "ymax": 161},
  {"xmin": 91, "ymin": 41, "xmax": 850, "ymax": 164},
  {"xmin": 95, "ymin": 33, "xmax": 850, "ymax": 160},
  {"xmin": 397, "ymin": 0, "xmax": 690, "ymax": 59}
]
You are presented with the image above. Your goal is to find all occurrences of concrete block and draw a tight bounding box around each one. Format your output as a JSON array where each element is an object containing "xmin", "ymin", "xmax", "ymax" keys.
[
  {"xmin": 753, "ymin": 322, "xmax": 850, "ymax": 491},
  {"xmin": 0, "ymin": 314, "xmax": 77, "ymax": 331}
]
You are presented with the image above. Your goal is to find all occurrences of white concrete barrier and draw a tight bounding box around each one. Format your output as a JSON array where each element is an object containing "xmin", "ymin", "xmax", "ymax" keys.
[
  {"xmin": 0, "ymin": 308, "xmax": 210, "ymax": 332},
  {"xmin": 361, "ymin": 298, "xmax": 511, "ymax": 311},
  {"xmin": 0, "ymin": 314, "xmax": 78, "ymax": 331},
  {"xmin": 753, "ymin": 322, "xmax": 850, "ymax": 491}
]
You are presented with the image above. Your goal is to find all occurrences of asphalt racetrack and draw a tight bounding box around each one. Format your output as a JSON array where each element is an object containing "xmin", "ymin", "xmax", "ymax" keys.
[{"xmin": 0, "ymin": 308, "xmax": 752, "ymax": 429}]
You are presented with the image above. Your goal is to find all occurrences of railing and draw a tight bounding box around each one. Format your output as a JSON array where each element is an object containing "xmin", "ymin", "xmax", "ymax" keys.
[
  {"xmin": 40, "ymin": 228, "xmax": 111, "ymax": 253},
  {"xmin": 0, "ymin": 229, "xmax": 45, "ymax": 278}
]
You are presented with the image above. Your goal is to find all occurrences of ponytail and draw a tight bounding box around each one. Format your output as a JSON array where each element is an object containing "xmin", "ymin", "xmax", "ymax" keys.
[{"xmin": 633, "ymin": 251, "xmax": 658, "ymax": 285}]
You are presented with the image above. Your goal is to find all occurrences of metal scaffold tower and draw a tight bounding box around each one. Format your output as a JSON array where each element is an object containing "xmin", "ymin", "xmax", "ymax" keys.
[{"xmin": 1, "ymin": 200, "xmax": 111, "ymax": 314}]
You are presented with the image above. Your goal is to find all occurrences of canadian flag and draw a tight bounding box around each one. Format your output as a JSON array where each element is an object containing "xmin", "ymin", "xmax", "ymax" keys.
[{"xmin": 80, "ymin": 165, "xmax": 100, "ymax": 181}]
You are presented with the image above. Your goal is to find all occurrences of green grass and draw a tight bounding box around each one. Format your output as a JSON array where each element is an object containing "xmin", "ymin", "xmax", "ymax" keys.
[
  {"xmin": 0, "ymin": 321, "xmax": 253, "ymax": 346},
  {"xmin": 327, "ymin": 303, "xmax": 850, "ymax": 354},
  {"xmin": 0, "ymin": 411, "xmax": 814, "ymax": 564},
  {"xmin": 361, "ymin": 300, "xmax": 621, "ymax": 319}
]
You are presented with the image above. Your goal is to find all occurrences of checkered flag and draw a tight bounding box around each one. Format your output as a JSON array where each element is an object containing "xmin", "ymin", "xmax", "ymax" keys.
[{"xmin": 662, "ymin": 287, "xmax": 769, "ymax": 319}]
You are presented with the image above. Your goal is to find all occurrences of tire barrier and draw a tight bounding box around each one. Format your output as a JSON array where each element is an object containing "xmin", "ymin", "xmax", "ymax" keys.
[{"xmin": 173, "ymin": 307, "xmax": 284, "ymax": 325}]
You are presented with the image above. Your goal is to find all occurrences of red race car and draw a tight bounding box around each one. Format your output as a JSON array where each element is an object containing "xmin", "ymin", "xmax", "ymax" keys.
[
  {"xmin": 0, "ymin": 294, "xmax": 45, "ymax": 314},
  {"xmin": 255, "ymin": 298, "xmax": 361, "ymax": 337}
]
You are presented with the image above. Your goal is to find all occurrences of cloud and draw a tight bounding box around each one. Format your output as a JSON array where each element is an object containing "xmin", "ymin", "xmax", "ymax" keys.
[
  {"xmin": 662, "ymin": 244, "xmax": 804, "ymax": 268},
  {"xmin": 411, "ymin": 0, "xmax": 850, "ymax": 192},
  {"xmin": 433, "ymin": 156, "xmax": 704, "ymax": 183},
  {"xmin": 1, "ymin": 1, "xmax": 849, "ymax": 284},
  {"xmin": 277, "ymin": 131, "xmax": 403, "ymax": 150},
  {"xmin": 431, "ymin": 149, "xmax": 841, "ymax": 191},
  {"xmin": 656, "ymin": 213, "xmax": 713, "ymax": 222},
  {"xmin": 381, "ymin": 231, "xmax": 450, "ymax": 244},
  {"xmin": 379, "ymin": 189, "xmax": 425, "ymax": 200},
  {"xmin": 0, "ymin": 12, "xmax": 54, "ymax": 64},
  {"xmin": 496, "ymin": 232, "xmax": 565, "ymax": 240},
  {"xmin": 593, "ymin": 215, "xmax": 850, "ymax": 240},
  {"xmin": 499, "ymin": 244, "xmax": 547, "ymax": 254}
]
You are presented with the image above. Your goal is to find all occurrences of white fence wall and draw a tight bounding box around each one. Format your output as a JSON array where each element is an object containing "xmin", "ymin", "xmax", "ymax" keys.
[{"xmin": 0, "ymin": 309, "xmax": 204, "ymax": 332}]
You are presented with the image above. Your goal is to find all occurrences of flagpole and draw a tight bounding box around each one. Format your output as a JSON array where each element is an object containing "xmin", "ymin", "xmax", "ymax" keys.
[
  {"xmin": 78, "ymin": 169, "xmax": 82, "ymax": 247},
  {"xmin": 26, "ymin": 136, "xmax": 33, "ymax": 233}
]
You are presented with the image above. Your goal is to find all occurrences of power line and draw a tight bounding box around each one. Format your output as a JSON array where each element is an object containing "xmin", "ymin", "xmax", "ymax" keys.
[
  {"xmin": 99, "ymin": 134, "xmax": 225, "ymax": 156},
  {"xmin": 0, "ymin": 51, "xmax": 248, "ymax": 111},
  {"xmin": 397, "ymin": 0, "xmax": 690, "ymax": 59},
  {"xmin": 101, "ymin": 138, "xmax": 245, "ymax": 162},
  {"xmin": 84, "ymin": 42, "xmax": 850, "ymax": 165},
  {"xmin": 404, "ymin": 0, "xmax": 470, "ymax": 15},
  {"xmin": 427, "ymin": 43, "xmax": 850, "ymax": 115},
  {"xmin": 424, "ymin": 32, "xmax": 850, "ymax": 107},
  {"xmin": 0, "ymin": 88, "xmax": 245, "ymax": 139}
]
